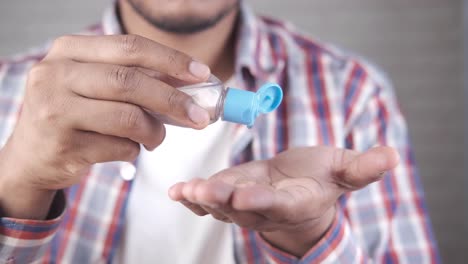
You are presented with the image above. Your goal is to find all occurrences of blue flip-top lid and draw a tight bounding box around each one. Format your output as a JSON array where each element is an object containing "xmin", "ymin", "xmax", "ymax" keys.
[{"xmin": 222, "ymin": 83, "xmax": 283, "ymax": 128}]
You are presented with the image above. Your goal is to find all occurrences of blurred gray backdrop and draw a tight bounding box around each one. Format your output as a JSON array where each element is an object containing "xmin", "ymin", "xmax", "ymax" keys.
[
  {"xmin": 0, "ymin": 0, "xmax": 465, "ymax": 263},
  {"xmin": 464, "ymin": 0, "xmax": 468, "ymax": 236}
]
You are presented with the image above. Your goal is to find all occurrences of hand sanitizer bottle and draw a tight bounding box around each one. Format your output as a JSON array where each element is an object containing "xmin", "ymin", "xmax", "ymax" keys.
[{"xmin": 178, "ymin": 75, "xmax": 283, "ymax": 128}]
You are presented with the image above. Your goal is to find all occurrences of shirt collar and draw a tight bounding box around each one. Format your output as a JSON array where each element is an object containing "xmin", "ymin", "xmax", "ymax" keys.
[
  {"xmin": 101, "ymin": 2, "xmax": 285, "ymax": 83},
  {"xmin": 234, "ymin": 3, "xmax": 286, "ymax": 82},
  {"xmin": 102, "ymin": 4, "xmax": 122, "ymax": 35}
]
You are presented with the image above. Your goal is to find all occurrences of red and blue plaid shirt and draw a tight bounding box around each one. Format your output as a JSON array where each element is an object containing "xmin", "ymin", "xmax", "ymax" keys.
[{"xmin": 0, "ymin": 3, "xmax": 440, "ymax": 264}]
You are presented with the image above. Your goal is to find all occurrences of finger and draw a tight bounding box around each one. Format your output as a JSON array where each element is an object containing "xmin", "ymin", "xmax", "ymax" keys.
[
  {"xmin": 188, "ymin": 181, "xmax": 286, "ymax": 230},
  {"xmin": 77, "ymin": 131, "xmax": 141, "ymax": 163},
  {"xmin": 231, "ymin": 185, "xmax": 292, "ymax": 222},
  {"xmin": 47, "ymin": 34, "xmax": 210, "ymax": 82},
  {"xmin": 208, "ymin": 160, "xmax": 271, "ymax": 186},
  {"xmin": 137, "ymin": 68, "xmax": 192, "ymax": 87},
  {"xmin": 192, "ymin": 180, "xmax": 235, "ymax": 207},
  {"xmin": 168, "ymin": 182, "xmax": 186, "ymax": 201},
  {"xmin": 171, "ymin": 184, "xmax": 225, "ymax": 218},
  {"xmin": 176, "ymin": 179, "xmax": 235, "ymax": 223},
  {"xmin": 179, "ymin": 200, "xmax": 209, "ymax": 216},
  {"xmin": 69, "ymin": 97, "xmax": 166, "ymax": 150},
  {"xmin": 231, "ymin": 184, "xmax": 324, "ymax": 223},
  {"xmin": 70, "ymin": 62, "xmax": 210, "ymax": 128},
  {"xmin": 231, "ymin": 185, "xmax": 275, "ymax": 211},
  {"xmin": 181, "ymin": 178, "xmax": 206, "ymax": 203},
  {"xmin": 200, "ymin": 206, "xmax": 232, "ymax": 223},
  {"xmin": 333, "ymin": 146, "xmax": 400, "ymax": 191}
]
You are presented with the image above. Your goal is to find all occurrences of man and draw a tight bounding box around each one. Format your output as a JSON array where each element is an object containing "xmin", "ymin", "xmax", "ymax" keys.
[{"xmin": 0, "ymin": 0, "xmax": 440, "ymax": 263}]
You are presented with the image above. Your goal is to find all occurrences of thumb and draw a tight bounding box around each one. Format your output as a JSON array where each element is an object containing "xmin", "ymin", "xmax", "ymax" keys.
[{"xmin": 333, "ymin": 146, "xmax": 400, "ymax": 191}]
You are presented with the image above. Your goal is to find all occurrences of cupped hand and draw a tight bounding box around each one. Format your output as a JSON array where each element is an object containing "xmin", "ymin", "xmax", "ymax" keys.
[{"xmin": 169, "ymin": 146, "xmax": 399, "ymax": 256}]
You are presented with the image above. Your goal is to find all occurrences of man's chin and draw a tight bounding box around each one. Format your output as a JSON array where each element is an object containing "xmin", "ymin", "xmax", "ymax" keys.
[
  {"xmin": 147, "ymin": 16, "xmax": 226, "ymax": 34},
  {"xmin": 126, "ymin": 0, "xmax": 239, "ymax": 34}
]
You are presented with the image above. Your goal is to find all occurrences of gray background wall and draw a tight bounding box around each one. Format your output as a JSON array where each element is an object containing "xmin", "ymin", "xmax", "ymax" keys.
[
  {"xmin": 0, "ymin": 0, "xmax": 465, "ymax": 263},
  {"xmin": 464, "ymin": 0, "xmax": 468, "ymax": 235}
]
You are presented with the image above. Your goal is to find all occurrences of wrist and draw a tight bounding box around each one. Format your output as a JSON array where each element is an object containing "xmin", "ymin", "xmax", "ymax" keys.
[
  {"xmin": 260, "ymin": 206, "xmax": 336, "ymax": 257},
  {"xmin": 0, "ymin": 176, "xmax": 57, "ymax": 220},
  {"xmin": 0, "ymin": 144, "xmax": 57, "ymax": 220}
]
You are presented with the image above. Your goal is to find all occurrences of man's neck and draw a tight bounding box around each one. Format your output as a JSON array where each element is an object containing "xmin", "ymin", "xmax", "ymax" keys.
[{"xmin": 118, "ymin": 0, "xmax": 238, "ymax": 82}]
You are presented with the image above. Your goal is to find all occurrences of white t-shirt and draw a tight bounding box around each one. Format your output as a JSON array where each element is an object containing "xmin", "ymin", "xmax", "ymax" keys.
[{"xmin": 117, "ymin": 80, "xmax": 237, "ymax": 264}]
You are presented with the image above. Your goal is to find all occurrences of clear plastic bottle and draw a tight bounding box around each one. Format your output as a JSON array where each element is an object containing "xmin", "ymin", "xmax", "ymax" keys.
[{"xmin": 178, "ymin": 75, "xmax": 283, "ymax": 128}]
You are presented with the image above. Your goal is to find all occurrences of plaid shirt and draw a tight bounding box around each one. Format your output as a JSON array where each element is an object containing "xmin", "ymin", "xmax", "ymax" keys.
[{"xmin": 0, "ymin": 3, "xmax": 440, "ymax": 264}]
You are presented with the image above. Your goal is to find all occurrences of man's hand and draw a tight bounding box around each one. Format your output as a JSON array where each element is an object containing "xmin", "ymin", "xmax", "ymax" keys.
[
  {"xmin": 168, "ymin": 146, "xmax": 399, "ymax": 256},
  {"xmin": 0, "ymin": 34, "xmax": 211, "ymax": 220}
]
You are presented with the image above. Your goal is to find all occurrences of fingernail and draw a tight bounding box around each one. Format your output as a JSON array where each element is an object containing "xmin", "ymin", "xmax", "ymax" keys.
[
  {"xmin": 189, "ymin": 60, "xmax": 210, "ymax": 79},
  {"xmin": 187, "ymin": 103, "xmax": 210, "ymax": 125}
]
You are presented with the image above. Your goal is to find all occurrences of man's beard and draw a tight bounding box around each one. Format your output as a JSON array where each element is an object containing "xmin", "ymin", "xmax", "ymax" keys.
[{"xmin": 126, "ymin": 0, "xmax": 240, "ymax": 34}]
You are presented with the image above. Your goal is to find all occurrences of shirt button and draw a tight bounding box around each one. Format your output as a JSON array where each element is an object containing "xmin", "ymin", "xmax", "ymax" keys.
[{"xmin": 120, "ymin": 162, "xmax": 136, "ymax": 181}]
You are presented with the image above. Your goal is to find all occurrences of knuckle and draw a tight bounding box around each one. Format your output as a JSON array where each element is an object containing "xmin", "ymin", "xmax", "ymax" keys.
[
  {"xmin": 119, "ymin": 105, "xmax": 144, "ymax": 131},
  {"xmin": 331, "ymin": 149, "xmax": 347, "ymax": 175},
  {"xmin": 51, "ymin": 35, "xmax": 74, "ymax": 52},
  {"xmin": 167, "ymin": 49, "xmax": 179, "ymax": 65},
  {"xmin": 120, "ymin": 34, "xmax": 141, "ymax": 55},
  {"xmin": 166, "ymin": 49, "xmax": 186, "ymax": 76},
  {"xmin": 27, "ymin": 60, "xmax": 71, "ymax": 94},
  {"xmin": 166, "ymin": 89, "xmax": 185, "ymax": 112},
  {"xmin": 27, "ymin": 63, "xmax": 50, "ymax": 89},
  {"xmin": 109, "ymin": 66, "xmax": 139, "ymax": 95},
  {"xmin": 331, "ymin": 148, "xmax": 358, "ymax": 189},
  {"xmin": 27, "ymin": 61, "xmax": 73, "ymax": 126}
]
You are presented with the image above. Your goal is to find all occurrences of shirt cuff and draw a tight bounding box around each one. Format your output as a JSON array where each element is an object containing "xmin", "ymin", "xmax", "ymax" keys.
[
  {"xmin": 0, "ymin": 190, "xmax": 66, "ymax": 263},
  {"xmin": 254, "ymin": 209, "xmax": 363, "ymax": 264}
]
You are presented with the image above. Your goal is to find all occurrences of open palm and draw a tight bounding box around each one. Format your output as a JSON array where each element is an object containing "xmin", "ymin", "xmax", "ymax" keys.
[{"xmin": 169, "ymin": 146, "xmax": 399, "ymax": 253}]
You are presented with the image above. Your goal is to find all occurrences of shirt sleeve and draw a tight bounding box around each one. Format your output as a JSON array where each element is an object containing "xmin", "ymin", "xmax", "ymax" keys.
[
  {"xmin": 0, "ymin": 191, "xmax": 65, "ymax": 264},
  {"xmin": 232, "ymin": 62, "xmax": 441, "ymax": 263}
]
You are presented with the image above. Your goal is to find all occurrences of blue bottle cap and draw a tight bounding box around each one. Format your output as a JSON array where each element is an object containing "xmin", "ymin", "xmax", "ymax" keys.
[{"xmin": 222, "ymin": 83, "xmax": 283, "ymax": 128}]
